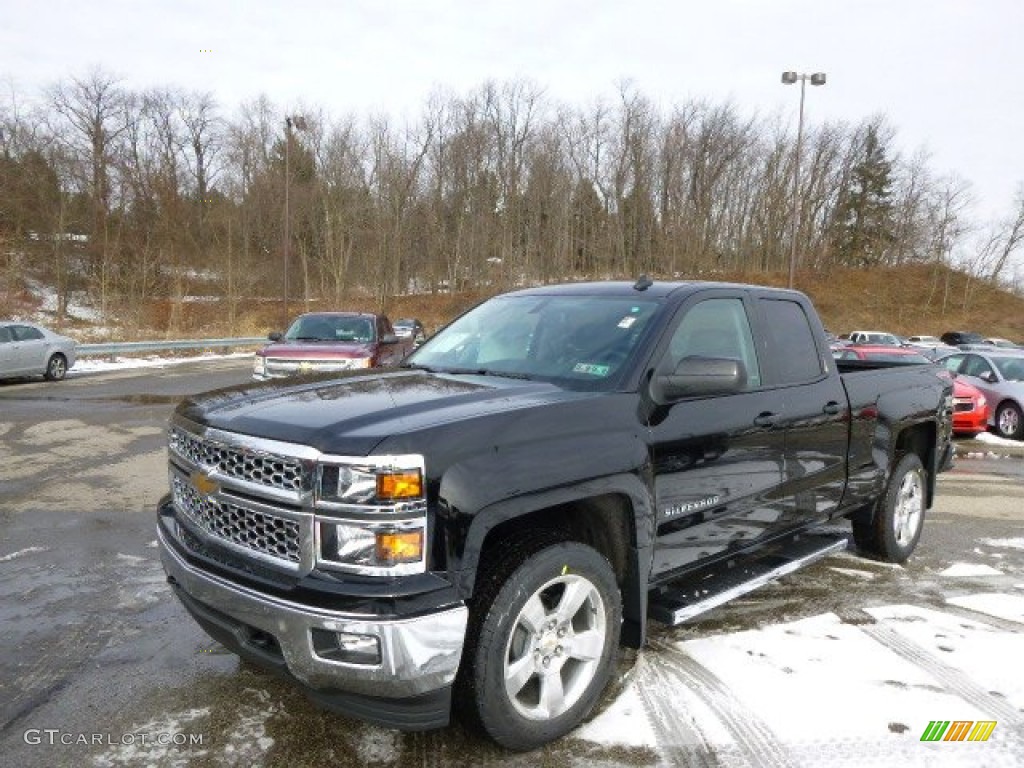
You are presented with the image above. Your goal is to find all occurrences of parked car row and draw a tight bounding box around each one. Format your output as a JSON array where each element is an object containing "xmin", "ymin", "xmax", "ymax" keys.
[
  {"xmin": 830, "ymin": 341, "xmax": 1024, "ymax": 441},
  {"xmin": 6, "ymin": 310, "xmax": 1021, "ymax": 443}
]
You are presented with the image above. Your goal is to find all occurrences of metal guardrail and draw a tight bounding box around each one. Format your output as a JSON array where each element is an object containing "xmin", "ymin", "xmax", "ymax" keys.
[{"xmin": 78, "ymin": 337, "xmax": 267, "ymax": 359}]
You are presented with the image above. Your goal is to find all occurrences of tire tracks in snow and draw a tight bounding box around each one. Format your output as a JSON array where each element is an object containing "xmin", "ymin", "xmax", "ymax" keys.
[
  {"xmin": 857, "ymin": 621, "xmax": 1024, "ymax": 725},
  {"xmin": 642, "ymin": 639, "xmax": 796, "ymax": 768}
]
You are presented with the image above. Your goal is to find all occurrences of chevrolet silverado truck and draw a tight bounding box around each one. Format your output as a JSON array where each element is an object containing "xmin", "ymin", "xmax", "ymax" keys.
[
  {"xmin": 252, "ymin": 311, "xmax": 413, "ymax": 380},
  {"xmin": 158, "ymin": 279, "xmax": 954, "ymax": 750}
]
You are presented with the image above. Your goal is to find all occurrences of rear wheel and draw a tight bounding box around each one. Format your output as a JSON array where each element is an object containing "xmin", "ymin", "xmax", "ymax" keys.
[
  {"xmin": 995, "ymin": 402, "xmax": 1023, "ymax": 440},
  {"xmin": 457, "ymin": 533, "xmax": 621, "ymax": 751},
  {"xmin": 45, "ymin": 353, "xmax": 67, "ymax": 381},
  {"xmin": 852, "ymin": 453, "xmax": 926, "ymax": 563}
]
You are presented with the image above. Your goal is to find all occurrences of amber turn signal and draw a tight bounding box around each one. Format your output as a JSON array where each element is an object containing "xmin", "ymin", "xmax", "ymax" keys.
[
  {"xmin": 375, "ymin": 531, "xmax": 423, "ymax": 565},
  {"xmin": 376, "ymin": 471, "xmax": 422, "ymax": 500}
]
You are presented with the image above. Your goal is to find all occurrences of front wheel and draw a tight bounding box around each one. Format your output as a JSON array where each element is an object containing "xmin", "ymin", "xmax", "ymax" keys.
[
  {"xmin": 458, "ymin": 536, "xmax": 621, "ymax": 751},
  {"xmin": 852, "ymin": 453, "xmax": 926, "ymax": 563},
  {"xmin": 995, "ymin": 401, "xmax": 1023, "ymax": 440},
  {"xmin": 45, "ymin": 353, "xmax": 67, "ymax": 381}
]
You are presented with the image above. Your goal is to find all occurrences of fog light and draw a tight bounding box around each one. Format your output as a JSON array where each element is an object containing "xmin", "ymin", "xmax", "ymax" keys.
[{"xmin": 310, "ymin": 628, "xmax": 381, "ymax": 665}]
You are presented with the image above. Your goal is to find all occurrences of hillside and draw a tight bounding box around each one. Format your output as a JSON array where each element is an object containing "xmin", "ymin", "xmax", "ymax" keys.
[{"xmin": 2, "ymin": 264, "xmax": 1022, "ymax": 344}]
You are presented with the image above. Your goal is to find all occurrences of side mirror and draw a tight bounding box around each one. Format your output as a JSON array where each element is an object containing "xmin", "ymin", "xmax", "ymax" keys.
[
  {"xmin": 654, "ymin": 356, "xmax": 746, "ymax": 402},
  {"xmin": 269, "ymin": 331, "xmax": 283, "ymax": 342},
  {"xmin": 380, "ymin": 333, "xmax": 400, "ymax": 345},
  {"xmin": 980, "ymin": 370, "xmax": 996, "ymax": 383}
]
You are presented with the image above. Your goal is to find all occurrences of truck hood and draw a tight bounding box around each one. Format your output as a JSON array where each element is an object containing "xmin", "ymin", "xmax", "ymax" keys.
[
  {"xmin": 257, "ymin": 341, "xmax": 375, "ymax": 359},
  {"xmin": 177, "ymin": 369, "xmax": 589, "ymax": 455}
]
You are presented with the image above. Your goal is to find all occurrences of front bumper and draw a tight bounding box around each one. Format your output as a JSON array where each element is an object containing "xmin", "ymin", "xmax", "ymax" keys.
[{"xmin": 157, "ymin": 523, "xmax": 467, "ymax": 730}]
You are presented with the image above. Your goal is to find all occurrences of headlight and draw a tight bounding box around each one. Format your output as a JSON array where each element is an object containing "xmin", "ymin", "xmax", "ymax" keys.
[
  {"xmin": 253, "ymin": 356, "xmax": 266, "ymax": 376},
  {"xmin": 314, "ymin": 454, "xmax": 427, "ymax": 574},
  {"xmin": 348, "ymin": 357, "xmax": 372, "ymax": 369},
  {"xmin": 319, "ymin": 521, "xmax": 424, "ymax": 569},
  {"xmin": 977, "ymin": 394, "xmax": 986, "ymax": 407},
  {"xmin": 318, "ymin": 459, "xmax": 423, "ymax": 504}
]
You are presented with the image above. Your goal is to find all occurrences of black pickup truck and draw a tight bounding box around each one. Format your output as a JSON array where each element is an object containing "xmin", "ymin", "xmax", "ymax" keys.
[{"xmin": 157, "ymin": 280, "xmax": 954, "ymax": 750}]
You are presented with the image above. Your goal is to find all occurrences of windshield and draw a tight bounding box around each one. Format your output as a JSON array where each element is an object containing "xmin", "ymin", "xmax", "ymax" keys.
[
  {"xmin": 992, "ymin": 356, "xmax": 1024, "ymax": 382},
  {"xmin": 285, "ymin": 315, "xmax": 375, "ymax": 343},
  {"xmin": 406, "ymin": 294, "xmax": 661, "ymax": 388}
]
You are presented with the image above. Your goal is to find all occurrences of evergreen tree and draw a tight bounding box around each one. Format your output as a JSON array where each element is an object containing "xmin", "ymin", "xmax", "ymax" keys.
[{"xmin": 831, "ymin": 122, "xmax": 896, "ymax": 267}]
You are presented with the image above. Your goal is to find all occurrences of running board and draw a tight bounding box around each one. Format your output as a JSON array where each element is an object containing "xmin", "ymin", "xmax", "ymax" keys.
[{"xmin": 648, "ymin": 533, "xmax": 850, "ymax": 626}]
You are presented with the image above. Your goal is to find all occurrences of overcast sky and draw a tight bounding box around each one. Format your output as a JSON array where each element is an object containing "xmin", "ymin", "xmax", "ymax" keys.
[{"xmin": 3, "ymin": 0, "xmax": 1022, "ymax": 222}]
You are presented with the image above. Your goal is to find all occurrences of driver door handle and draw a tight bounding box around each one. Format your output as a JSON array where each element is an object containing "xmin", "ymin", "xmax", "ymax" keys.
[
  {"xmin": 753, "ymin": 411, "xmax": 780, "ymax": 428},
  {"xmin": 823, "ymin": 401, "xmax": 843, "ymax": 415}
]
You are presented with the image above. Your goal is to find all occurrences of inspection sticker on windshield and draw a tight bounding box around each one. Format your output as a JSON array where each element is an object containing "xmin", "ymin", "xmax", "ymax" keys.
[
  {"xmin": 617, "ymin": 316, "xmax": 637, "ymax": 329},
  {"xmin": 573, "ymin": 362, "xmax": 611, "ymax": 376}
]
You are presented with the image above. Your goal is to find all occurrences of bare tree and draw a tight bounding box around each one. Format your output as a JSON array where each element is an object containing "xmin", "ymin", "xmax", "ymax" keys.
[{"xmin": 48, "ymin": 68, "xmax": 128, "ymax": 317}]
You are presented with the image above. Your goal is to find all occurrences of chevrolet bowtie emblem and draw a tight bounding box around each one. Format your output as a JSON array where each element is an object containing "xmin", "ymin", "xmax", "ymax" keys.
[{"xmin": 192, "ymin": 471, "xmax": 219, "ymax": 496}]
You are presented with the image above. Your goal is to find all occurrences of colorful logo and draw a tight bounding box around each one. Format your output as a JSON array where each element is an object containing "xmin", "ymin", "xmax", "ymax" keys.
[
  {"xmin": 191, "ymin": 470, "xmax": 219, "ymax": 497},
  {"xmin": 920, "ymin": 720, "xmax": 997, "ymax": 742}
]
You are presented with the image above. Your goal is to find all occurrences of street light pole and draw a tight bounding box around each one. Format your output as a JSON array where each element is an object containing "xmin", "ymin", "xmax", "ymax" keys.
[
  {"xmin": 283, "ymin": 115, "xmax": 307, "ymax": 328},
  {"xmin": 781, "ymin": 71, "xmax": 826, "ymax": 289}
]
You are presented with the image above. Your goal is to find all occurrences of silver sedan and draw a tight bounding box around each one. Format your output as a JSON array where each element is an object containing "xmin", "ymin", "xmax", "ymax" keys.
[
  {"xmin": 938, "ymin": 349, "xmax": 1024, "ymax": 439},
  {"xmin": 0, "ymin": 321, "xmax": 77, "ymax": 381}
]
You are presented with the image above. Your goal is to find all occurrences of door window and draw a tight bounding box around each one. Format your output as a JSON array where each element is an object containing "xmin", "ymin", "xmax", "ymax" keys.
[
  {"xmin": 12, "ymin": 325, "xmax": 44, "ymax": 341},
  {"xmin": 759, "ymin": 299, "xmax": 824, "ymax": 385},
  {"xmin": 962, "ymin": 355, "xmax": 995, "ymax": 379},
  {"xmin": 664, "ymin": 298, "xmax": 761, "ymax": 390}
]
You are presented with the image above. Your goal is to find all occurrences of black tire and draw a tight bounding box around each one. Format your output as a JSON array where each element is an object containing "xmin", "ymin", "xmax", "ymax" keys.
[
  {"xmin": 995, "ymin": 401, "xmax": 1024, "ymax": 440},
  {"xmin": 852, "ymin": 453, "xmax": 926, "ymax": 563},
  {"xmin": 456, "ymin": 532, "xmax": 622, "ymax": 751},
  {"xmin": 45, "ymin": 353, "xmax": 67, "ymax": 381}
]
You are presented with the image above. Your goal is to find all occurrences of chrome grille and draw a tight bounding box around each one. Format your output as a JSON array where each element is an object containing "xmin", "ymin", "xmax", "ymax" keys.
[
  {"xmin": 168, "ymin": 426, "xmax": 306, "ymax": 492},
  {"xmin": 171, "ymin": 474, "xmax": 301, "ymax": 563}
]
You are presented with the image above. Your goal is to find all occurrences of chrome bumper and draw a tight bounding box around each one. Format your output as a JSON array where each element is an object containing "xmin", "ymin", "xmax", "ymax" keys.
[{"xmin": 157, "ymin": 524, "xmax": 467, "ymax": 699}]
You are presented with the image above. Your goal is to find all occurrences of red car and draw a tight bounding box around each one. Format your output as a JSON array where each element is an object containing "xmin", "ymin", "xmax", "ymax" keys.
[
  {"xmin": 833, "ymin": 345, "xmax": 989, "ymax": 436},
  {"xmin": 253, "ymin": 312, "xmax": 414, "ymax": 380},
  {"xmin": 950, "ymin": 378, "xmax": 989, "ymax": 437}
]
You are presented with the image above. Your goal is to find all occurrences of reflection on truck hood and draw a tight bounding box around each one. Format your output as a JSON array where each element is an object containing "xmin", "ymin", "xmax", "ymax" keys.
[{"xmin": 177, "ymin": 369, "xmax": 583, "ymax": 455}]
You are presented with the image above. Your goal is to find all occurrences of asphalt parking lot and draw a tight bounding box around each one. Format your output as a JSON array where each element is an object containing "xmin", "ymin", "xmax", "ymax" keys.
[{"xmin": 2, "ymin": 361, "xmax": 1023, "ymax": 767}]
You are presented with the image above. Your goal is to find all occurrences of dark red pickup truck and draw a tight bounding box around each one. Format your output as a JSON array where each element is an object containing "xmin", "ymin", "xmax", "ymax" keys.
[{"xmin": 252, "ymin": 311, "xmax": 413, "ymax": 380}]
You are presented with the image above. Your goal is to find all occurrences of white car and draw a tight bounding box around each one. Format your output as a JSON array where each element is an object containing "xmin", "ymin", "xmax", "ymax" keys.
[
  {"xmin": 0, "ymin": 321, "xmax": 77, "ymax": 381},
  {"xmin": 907, "ymin": 335, "xmax": 943, "ymax": 347},
  {"xmin": 847, "ymin": 330, "xmax": 902, "ymax": 346}
]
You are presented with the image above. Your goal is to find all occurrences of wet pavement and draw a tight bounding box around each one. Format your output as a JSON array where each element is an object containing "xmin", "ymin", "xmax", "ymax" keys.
[{"xmin": 1, "ymin": 362, "xmax": 1023, "ymax": 767}]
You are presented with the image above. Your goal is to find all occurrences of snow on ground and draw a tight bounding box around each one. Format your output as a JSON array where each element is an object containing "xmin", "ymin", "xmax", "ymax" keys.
[
  {"xmin": 974, "ymin": 432, "xmax": 1024, "ymax": 449},
  {"xmin": 947, "ymin": 593, "xmax": 1024, "ymax": 625},
  {"xmin": 70, "ymin": 352, "xmax": 251, "ymax": 376},
  {"xmin": 938, "ymin": 562, "xmax": 1005, "ymax": 577},
  {"xmin": 0, "ymin": 546, "xmax": 48, "ymax": 562},
  {"xmin": 579, "ymin": 598, "xmax": 1024, "ymax": 764},
  {"xmin": 981, "ymin": 538, "xmax": 1024, "ymax": 551}
]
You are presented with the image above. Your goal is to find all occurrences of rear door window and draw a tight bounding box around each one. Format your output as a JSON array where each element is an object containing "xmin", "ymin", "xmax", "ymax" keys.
[{"xmin": 759, "ymin": 299, "xmax": 825, "ymax": 385}]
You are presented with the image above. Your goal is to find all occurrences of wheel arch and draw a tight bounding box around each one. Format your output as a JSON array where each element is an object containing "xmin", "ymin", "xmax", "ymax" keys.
[
  {"xmin": 893, "ymin": 421, "xmax": 938, "ymax": 507},
  {"xmin": 457, "ymin": 477, "xmax": 654, "ymax": 648}
]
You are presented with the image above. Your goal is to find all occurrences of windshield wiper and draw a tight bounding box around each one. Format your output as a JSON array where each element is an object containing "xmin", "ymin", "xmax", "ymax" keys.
[{"xmin": 401, "ymin": 363, "xmax": 534, "ymax": 380}]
